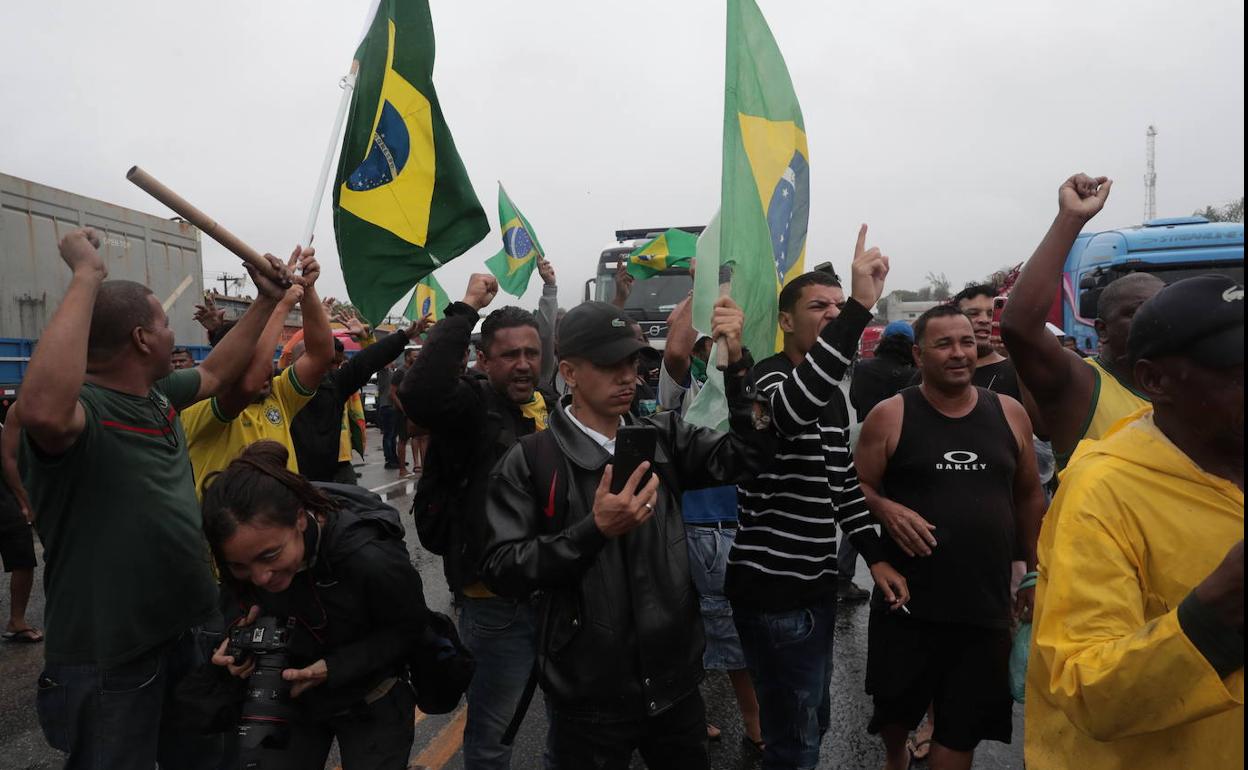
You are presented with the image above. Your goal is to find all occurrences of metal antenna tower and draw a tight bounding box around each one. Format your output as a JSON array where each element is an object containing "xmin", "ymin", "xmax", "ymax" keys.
[{"xmin": 1144, "ymin": 125, "xmax": 1157, "ymax": 222}]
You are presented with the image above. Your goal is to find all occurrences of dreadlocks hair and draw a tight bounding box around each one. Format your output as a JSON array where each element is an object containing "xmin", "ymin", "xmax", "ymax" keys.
[{"xmin": 201, "ymin": 440, "xmax": 337, "ymax": 578}]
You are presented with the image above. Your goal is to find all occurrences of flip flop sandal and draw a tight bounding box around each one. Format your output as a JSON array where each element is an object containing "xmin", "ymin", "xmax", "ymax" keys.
[
  {"xmin": 2, "ymin": 628, "xmax": 44, "ymax": 644},
  {"xmin": 907, "ymin": 737, "xmax": 933, "ymax": 762}
]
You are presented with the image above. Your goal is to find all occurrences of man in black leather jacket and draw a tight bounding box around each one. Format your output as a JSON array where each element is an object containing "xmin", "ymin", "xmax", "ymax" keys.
[
  {"xmin": 399, "ymin": 272, "xmax": 559, "ymax": 770},
  {"xmin": 481, "ymin": 299, "xmax": 776, "ymax": 769}
]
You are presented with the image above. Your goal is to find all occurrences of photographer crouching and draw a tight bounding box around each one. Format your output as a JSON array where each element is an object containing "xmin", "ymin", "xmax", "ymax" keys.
[{"xmin": 200, "ymin": 441, "xmax": 432, "ymax": 769}]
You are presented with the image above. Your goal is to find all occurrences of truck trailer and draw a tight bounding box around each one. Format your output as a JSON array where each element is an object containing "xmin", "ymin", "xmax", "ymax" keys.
[{"xmin": 1, "ymin": 172, "xmax": 206, "ymax": 418}]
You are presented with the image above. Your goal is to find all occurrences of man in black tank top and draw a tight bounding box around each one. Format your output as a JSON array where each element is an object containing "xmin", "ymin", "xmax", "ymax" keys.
[{"xmin": 854, "ymin": 305, "xmax": 1047, "ymax": 770}]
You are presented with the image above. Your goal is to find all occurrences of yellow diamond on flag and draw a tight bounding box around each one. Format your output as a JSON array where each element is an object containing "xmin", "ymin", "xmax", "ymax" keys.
[{"xmin": 339, "ymin": 20, "xmax": 436, "ymax": 247}]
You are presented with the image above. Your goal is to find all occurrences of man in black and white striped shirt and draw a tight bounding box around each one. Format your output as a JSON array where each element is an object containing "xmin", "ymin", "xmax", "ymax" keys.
[{"xmin": 727, "ymin": 226, "xmax": 909, "ymax": 769}]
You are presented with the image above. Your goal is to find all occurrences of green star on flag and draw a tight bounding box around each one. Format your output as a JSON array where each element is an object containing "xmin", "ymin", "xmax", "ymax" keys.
[
  {"xmin": 626, "ymin": 228, "xmax": 699, "ymax": 279},
  {"xmin": 484, "ymin": 184, "xmax": 545, "ymax": 297}
]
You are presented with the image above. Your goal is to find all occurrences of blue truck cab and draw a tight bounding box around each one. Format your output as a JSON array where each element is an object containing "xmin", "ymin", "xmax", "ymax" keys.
[{"xmin": 1061, "ymin": 216, "xmax": 1244, "ymax": 352}]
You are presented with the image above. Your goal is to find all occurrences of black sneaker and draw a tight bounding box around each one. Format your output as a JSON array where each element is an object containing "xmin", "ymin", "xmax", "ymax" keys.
[
  {"xmin": 837, "ymin": 580, "xmax": 870, "ymax": 603},
  {"xmin": 384, "ymin": 462, "xmax": 400, "ymax": 470}
]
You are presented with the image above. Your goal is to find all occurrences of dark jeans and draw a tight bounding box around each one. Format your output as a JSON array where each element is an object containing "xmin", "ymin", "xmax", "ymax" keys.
[
  {"xmin": 549, "ymin": 690, "xmax": 709, "ymax": 770},
  {"xmin": 733, "ymin": 598, "xmax": 837, "ymax": 770},
  {"xmin": 235, "ymin": 680, "xmax": 416, "ymax": 770},
  {"xmin": 458, "ymin": 595, "xmax": 556, "ymax": 770},
  {"xmin": 378, "ymin": 405, "xmax": 398, "ymax": 465},
  {"xmin": 36, "ymin": 627, "xmax": 223, "ymax": 770}
]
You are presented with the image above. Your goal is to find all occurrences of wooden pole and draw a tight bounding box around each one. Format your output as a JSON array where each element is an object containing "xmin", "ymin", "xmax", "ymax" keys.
[
  {"xmin": 125, "ymin": 166, "xmax": 288, "ymax": 286},
  {"xmin": 715, "ymin": 263, "xmax": 734, "ymax": 369}
]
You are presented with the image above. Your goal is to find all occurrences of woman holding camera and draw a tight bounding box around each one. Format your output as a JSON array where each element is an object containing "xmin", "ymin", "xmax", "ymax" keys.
[{"xmin": 203, "ymin": 441, "xmax": 429, "ymax": 769}]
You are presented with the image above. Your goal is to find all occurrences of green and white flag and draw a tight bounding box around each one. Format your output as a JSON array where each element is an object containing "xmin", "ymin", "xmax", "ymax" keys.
[
  {"xmin": 687, "ymin": 0, "xmax": 810, "ymax": 428},
  {"xmin": 484, "ymin": 184, "xmax": 545, "ymax": 297},
  {"xmin": 333, "ymin": 0, "xmax": 489, "ymax": 326}
]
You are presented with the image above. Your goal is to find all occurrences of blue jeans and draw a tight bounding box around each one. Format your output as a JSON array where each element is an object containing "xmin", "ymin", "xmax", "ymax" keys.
[
  {"xmin": 36, "ymin": 627, "xmax": 223, "ymax": 770},
  {"xmin": 458, "ymin": 595, "xmax": 555, "ymax": 770},
  {"xmin": 733, "ymin": 598, "xmax": 837, "ymax": 770},
  {"xmin": 684, "ymin": 524, "xmax": 747, "ymax": 671},
  {"xmin": 378, "ymin": 405, "xmax": 399, "ymax": 465}
]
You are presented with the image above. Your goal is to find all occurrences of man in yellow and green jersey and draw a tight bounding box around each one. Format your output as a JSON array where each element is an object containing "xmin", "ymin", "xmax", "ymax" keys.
[
  {"xmin": 1001, "ymin": 174, "xmax": 1164, "ymax": 467},
  {"xmin": 184, "ymin": 256, "xmax": 335, "ymax": 496}
]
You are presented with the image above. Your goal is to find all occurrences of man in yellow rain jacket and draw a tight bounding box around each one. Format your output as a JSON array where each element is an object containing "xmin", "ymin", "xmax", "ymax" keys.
[{"xmin": 1026, "ymin": 274, "xmax": 1244, "ymax": 769}]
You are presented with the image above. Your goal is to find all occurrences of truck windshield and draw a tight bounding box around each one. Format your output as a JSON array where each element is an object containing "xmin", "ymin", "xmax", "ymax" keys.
[
  {"xmin": 1147, "ymin": 263, "xmax": 1244, "ymax": 286},
  {"xmin": 595, "ymin": 271, "xmax": 693, "ymax": 315}
]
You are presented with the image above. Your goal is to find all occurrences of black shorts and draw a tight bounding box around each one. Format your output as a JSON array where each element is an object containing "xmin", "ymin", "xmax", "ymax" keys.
[
  {"xmin": 865, "ymin": 610, "xmax": 1012, "ymax": 752},
  {"xmin": 396, "ymin": 417, "xmax": 410, "ymax": 440},
  {"xmin": 0, "ymin": 496, "xmax": 36, "ymax": 572}
]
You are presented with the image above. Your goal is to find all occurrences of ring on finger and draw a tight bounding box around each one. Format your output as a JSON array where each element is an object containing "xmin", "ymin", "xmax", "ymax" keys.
[{"xmin": 643, "ymin": 503, "xmax": 654, "ymax": 511}]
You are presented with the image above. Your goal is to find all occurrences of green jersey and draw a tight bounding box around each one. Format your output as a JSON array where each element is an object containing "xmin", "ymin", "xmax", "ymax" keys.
[{"xmin": 21, "ymin": 368, "xmax": 218, "ymax": 666}]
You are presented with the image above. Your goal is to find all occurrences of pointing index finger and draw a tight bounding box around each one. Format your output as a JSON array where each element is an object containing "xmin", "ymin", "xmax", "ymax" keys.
[{"xmin": 855, "ymin": 224, "xmax": 868, "ymax": 260}]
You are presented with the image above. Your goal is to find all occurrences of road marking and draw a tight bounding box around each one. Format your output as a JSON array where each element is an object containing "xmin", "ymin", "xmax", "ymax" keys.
[
  {"xmin": 408, "ymin": 705, "xmax": 467, "ymax": 769},
  {"xmin": 368, "ymin": 477, "xmax": 416, "ymax": 501}
]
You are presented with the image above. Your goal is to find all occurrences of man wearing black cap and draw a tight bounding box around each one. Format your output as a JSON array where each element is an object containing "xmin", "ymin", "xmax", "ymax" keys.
[
  {"xmin": 481, "ymin": 297, "xmax": 776, "ymax": 770},
  {"xmin": 1026, "ymin": 274, "xmax": 1245, "ymax": 770}
]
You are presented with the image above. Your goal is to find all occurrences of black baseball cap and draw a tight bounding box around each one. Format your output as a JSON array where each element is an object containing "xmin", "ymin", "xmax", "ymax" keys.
[
  {"xmin": 557, "ymin": 302, "xmax": 647, "ymax": 365},
  {"xmin": 1128, "ymin": 274, "xmax": 1244, "ymax": 367}
]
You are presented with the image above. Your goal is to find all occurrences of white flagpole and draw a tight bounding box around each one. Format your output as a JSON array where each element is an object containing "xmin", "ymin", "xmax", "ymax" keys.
[{"xmin": 300, "ymin": 59, "xmax": 360, "ymax": 250}]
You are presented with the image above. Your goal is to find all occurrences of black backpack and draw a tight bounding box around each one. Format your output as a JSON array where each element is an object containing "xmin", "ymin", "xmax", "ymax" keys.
[
  {"xmin": 411, "ymin": 381, "xmax": 523, "ymax": 557},
  {"xmin": 312, "ymin": 484, "xmax": 476, "ymax": 716},
  {"xmin": 410, "ymin": 436, "xmax": 466, "ymax": 556}
]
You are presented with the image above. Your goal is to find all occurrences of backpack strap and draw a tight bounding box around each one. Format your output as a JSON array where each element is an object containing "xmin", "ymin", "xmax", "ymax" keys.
[
  {"xmin": 501, "ymin": 429, "xmax": 566, "ymax": 746},
  {"xmin": 519, "ymin": 429, "xmax": 569, "ymax": 532}
]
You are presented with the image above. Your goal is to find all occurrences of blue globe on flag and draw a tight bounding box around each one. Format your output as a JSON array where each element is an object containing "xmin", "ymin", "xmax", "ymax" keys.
[
  {"xmin": 504, "ymin": 226, "xmax": 534, "ymax": 259},
  {"xmin": 767, "ymin": 150, "xmax": 810, "ymax": 284}
]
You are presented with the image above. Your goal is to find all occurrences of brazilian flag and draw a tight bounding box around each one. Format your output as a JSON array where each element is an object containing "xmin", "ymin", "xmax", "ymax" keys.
[
  {"xmin": 626, "ymin": 228, "xmax": 698, "ymax": 279},
  {"xmin": 404, "ymin": 272, "xmax": 449, "ymax": 323},
  {"xmin": 484, "ymin": 184, "xmax": 545, "ymax": 297},
  {"xmin": 334, "ymin": 0, "xmax": 488, "ymax": 326},
  {"xmin": 721, "ymin": 0, "xmax": 809, "ymax": 356}
]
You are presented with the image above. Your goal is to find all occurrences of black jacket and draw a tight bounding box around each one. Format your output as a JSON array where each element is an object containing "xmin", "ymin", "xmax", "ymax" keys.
[
  {"xmin": 849, "ymin": 335, "xmax": 917, "ymax": 422},
  {"xmin": 219, "ymin": 484, "xmax": 429, "ymax": 722},
  {"xmin": 292, "ymin": 330, "xmax": 410, "ymax": 482},
  {"xmin": 397, "ymin": 301, "xmax": 550, "ymax": 591},
  {"xmin": 480, "ymin": 377, "xmax": 776, "ymax": 721}
]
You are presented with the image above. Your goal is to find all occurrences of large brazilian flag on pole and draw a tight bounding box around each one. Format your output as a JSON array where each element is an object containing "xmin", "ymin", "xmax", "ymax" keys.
[
  {"xmin": 334, "ymin": 0, "xmax": 489, "ymax": 326},
  {"xmin": 686, "ymin": 0, "xmax": 809, "ymax": 429},
  {"xmin": 712, "ymin": 0, "xmax": 809, "ymax": 360}
]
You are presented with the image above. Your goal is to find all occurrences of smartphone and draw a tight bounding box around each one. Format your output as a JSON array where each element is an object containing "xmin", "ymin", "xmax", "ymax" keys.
[{"xmin": 610, "ymin": 425, "xmax": 657, "ymax": 495}]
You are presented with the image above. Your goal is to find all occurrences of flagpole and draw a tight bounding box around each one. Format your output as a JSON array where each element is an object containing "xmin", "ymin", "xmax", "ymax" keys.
[{"xmin": 300, "ymin": 60, "xmax": 360, "ymax": 250}]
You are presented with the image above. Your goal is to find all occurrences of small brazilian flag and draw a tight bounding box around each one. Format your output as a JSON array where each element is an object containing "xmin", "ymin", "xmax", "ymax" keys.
[
  {"xmin": 484, "ymin": 184, "xmax": 545, "ymax": 297},
  {"xmin": 626, "ymin": 228, "xmax": 698, "ymax": 279},
  {"xmin": 404, "ymin": 272, "xmax": 449, "ymax": 323},
  {"xmin": 721, "ymin": 0, "xmax": 810, "ymax": 357},
  {"xmin": 333, "ymin": 0, "xmax": 488, "ymax": 327}
]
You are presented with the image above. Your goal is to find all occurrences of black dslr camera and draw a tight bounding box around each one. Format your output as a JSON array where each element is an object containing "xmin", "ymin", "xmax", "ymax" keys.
[{"xmin": 226, "ymin": 616, "xmax": 296, "ymax": 756}]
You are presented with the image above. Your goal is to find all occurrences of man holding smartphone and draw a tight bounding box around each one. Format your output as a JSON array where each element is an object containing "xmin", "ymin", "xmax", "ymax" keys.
[{"xmin": 481, "ymin": 298, "xmax": 776, "ymax": 770}]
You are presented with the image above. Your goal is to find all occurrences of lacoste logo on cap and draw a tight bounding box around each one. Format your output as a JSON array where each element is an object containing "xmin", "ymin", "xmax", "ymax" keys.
[
  {"xmin": 611, "ymin": 318, "xmax": 626, "ymax": 328},
  {"xmin": 1223, "ymin": 286, "xmax": 1244, "ymax": 302}
]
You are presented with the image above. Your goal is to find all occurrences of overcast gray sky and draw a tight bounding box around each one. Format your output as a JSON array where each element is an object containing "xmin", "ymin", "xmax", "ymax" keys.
[{"xmin": 2, "ymin": 0, "xmax": 1243, "ymax": 316}]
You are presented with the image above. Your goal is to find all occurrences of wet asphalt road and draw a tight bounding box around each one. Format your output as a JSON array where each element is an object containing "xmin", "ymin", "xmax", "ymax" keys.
[{"xmin": 0, "ymin": 429, "xmax": 1024, "ymax": 770}]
